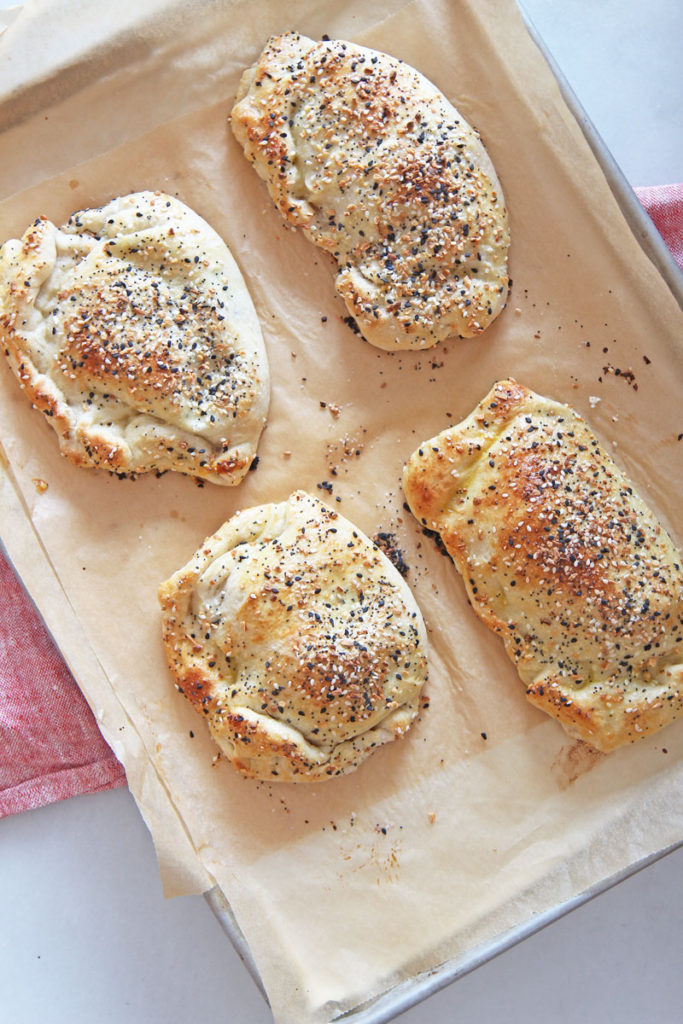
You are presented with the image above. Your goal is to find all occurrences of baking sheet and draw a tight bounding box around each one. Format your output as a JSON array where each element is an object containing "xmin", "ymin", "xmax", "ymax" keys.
[{"xmin": 1, "ymin": 2, "xmax": 682, "ymax": 1022}]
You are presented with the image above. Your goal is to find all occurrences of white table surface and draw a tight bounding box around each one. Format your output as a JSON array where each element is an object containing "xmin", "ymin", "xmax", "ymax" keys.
[{"xmin": 1, "ymin": 2, "xmax": 681, "ymax": 1022}]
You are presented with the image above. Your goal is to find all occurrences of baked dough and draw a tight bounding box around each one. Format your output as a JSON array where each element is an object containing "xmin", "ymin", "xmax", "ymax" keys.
[
  {"xmin": 231, "ymin": 33, "xmax": 510, "ymax": 351},
  {"xmin": 403, "ymin": 379, "xmax": 683, "ymax": 752},
  {"xmin": 158, "ymin": 490, "xmax": 428, "ymax": 781},
  {"xmin": 0, "ymin": 191, "xmax": 269, "ymax": 484}
]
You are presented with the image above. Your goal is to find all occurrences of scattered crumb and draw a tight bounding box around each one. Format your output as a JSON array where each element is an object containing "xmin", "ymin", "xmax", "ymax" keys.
[
  {"xmin": 373, "ymin": 531, "xmax": 409, "ymax": 577},
  {"xmin": 325, "ymin": 431, "xmax": 367, "ymax": 476},
  {"xmin": 32, "ymin": 478, "xmax": 48, "ymax": 493},
  {"xmin": 602, "ymin": 363, "xmax": 638, "ymax": 390}
]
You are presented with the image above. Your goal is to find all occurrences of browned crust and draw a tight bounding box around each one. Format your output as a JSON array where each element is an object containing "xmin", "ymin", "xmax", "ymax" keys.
[
  {"xmin": 403, "ymin": 379, "xmax": 683, "ymax": 752},
  {"xmin": 158, "ymin": 492, "xmax": 429, "ymax": 782},
  {"xmin": 231, "ymin": 33, "xmax": 510, "ymax": 350},
  {"xmin": 525, "ymin": 671, "xmax": 683, "ymax": 752},
  {"xmin": 0, "ymin": 193, "xmax": 268, "ymax": 484}
]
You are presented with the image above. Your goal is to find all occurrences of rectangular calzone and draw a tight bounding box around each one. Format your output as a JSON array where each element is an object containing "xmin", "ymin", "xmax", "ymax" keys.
[{"xmin": 403, "ymin": 379, "xmax": 683, "ymax": 752}]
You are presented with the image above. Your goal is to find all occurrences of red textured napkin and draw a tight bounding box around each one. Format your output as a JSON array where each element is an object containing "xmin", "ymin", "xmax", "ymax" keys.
[
  {"xmin": 0, "ymin": 551, "xmax": 126, "ymax": 818},
  {"xmin": 634, "ymin": 184, "xmax": 683, "ymax": 270},
  {"xmin": 0, "ymin": 184, "xmax": 681, "ymax": 819}
]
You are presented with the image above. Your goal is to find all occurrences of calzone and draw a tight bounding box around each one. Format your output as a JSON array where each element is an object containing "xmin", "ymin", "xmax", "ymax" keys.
[
  {"xmin": 159, "ymin": 491, "xmax": 429, "ymax": 782},
  {"xmin": 0, "ymin": 191, "xmax": 269, "ymax": 485},
  {"xmin": 403, "ymin": 379, "xmax": 682, "ymax": 752},
  {"xmin": 231, "ymin": 33, "xmax": 510, "ymax": 351}
]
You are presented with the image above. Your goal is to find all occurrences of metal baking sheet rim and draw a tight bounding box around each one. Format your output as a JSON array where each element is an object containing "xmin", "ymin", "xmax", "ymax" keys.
[{"xmin": 203, "ymin": 8, "xmax": 683, "ymax": 1022}]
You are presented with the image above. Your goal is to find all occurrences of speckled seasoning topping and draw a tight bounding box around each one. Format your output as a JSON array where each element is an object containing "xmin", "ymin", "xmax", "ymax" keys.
[
  {"xmin": 158, "ymin": 490, "xmax": 429, "ymax": 782},
  {"xmin": 403, "ymin": 378, "xmax": 683, "ymax": 752},
  {"xmin": 0, "ymin": 191, "xmax": 270, "ymax": 484},
  {"xmin": 231, "ymin": 33, "xmax": 510, "ymax": 350}
]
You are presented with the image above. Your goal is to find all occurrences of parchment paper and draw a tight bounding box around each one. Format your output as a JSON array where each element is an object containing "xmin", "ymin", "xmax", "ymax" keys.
[{"xmin": 1, "ymin": 2, "xmax": 682, "ymax": 1021}]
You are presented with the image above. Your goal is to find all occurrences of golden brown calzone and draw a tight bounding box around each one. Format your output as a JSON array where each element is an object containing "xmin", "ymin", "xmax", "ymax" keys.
[
  {"xmin": 231, "ymin": 33, "xmax": 510, "ymax": 351},
  {"xmin": 403, "ymin": 379, "xmax": 682, "ymax": 751},
  {"xmin": 0, "ymin": 191, "xmax": 269, "ymax": 484},
  {"xmin": 159, "ymin": 491, "xmax": 429, "ymax": 781}
]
